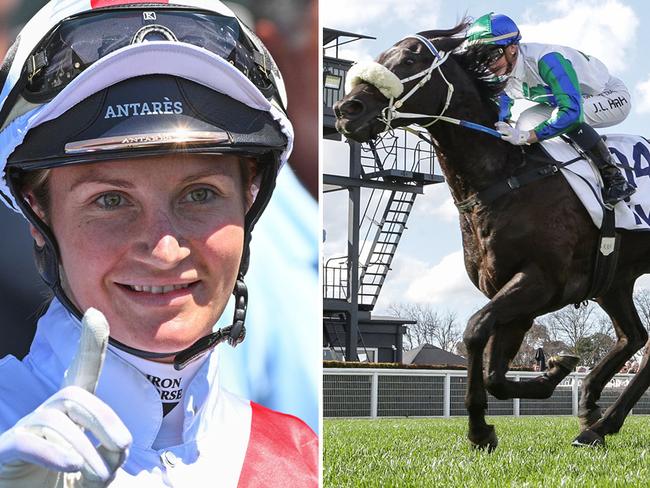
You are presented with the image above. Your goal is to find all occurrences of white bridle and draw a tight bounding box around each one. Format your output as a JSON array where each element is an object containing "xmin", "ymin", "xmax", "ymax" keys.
[{"xmin": 346, "ymin": 34, "xmax": 455, "ymax": 133}]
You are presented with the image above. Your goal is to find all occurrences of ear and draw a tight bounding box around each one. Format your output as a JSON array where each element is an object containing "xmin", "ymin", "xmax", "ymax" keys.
[
  {"xmin": 248, "ymin": 173, "xmax": 263, "ymax": 212},
  {"xmin": 24, "ymin": 192, "xmax": 47, "ymax": 247},
  {"xmin": 416, "ymin": 30, "xmax": 438, "ymax": 40},
  {"xmin": 29, "ymin": 223, "xmax": 46, "ymax": 248}
]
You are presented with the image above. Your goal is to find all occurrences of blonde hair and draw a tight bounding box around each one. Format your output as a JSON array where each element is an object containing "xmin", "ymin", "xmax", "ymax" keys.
[{"xmin": 15, "ymin": 168, "xmax": 51, "ymax": 217}]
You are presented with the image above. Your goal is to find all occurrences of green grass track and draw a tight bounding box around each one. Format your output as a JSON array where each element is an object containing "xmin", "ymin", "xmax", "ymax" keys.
[{"xmin": 324, "ymin": 416, "xmax": 650, "ymax": 487}]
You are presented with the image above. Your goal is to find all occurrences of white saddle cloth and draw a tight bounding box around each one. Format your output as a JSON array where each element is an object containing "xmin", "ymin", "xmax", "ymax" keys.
[{"xmin": 540, "ymin": 134, "xmax": 650, "ymax": 231}]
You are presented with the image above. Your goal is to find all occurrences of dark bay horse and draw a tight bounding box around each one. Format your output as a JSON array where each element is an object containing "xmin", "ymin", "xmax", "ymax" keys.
[{"xmin": 334, "ymin": 22, "xmax": 650, "ymax": 451}]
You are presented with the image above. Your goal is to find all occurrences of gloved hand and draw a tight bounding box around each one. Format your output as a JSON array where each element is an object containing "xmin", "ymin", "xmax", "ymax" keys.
[
  {"xmin": 495, "ymin": 121, "xmax": 531, "ymax": 145},
  {"xmin": 0, "ymin": 309, "xmax": 132, "ymax": 487}
]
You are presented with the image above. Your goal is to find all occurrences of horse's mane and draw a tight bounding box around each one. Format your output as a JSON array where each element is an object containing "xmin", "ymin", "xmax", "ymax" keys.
[{"xmin": 417, "ymin": 20, "xmax": 507, "ymax": 117}]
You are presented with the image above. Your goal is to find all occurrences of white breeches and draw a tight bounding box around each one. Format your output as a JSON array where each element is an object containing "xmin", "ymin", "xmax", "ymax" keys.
[{"xmin": 516, "ymin": 76, "xmax": 631, "ymax": 132}]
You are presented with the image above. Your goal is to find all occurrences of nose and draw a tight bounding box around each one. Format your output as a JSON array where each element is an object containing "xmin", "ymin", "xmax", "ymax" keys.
[
  {"xmin": 334, "ymin": 98, "xmax": 366, "ymax": 119},
  {"xmin": 135, "ymin": 211, "xmax": 190, "ymax": 269},
  {"xmin": 149, "ymin": 234, "xmax": 190, "ymax": 268}
]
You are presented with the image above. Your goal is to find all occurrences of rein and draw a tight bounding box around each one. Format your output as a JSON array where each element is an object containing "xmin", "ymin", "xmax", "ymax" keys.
[{"xmin": 378, "ymin": 34, "xmax": 502, "ymax": 139}]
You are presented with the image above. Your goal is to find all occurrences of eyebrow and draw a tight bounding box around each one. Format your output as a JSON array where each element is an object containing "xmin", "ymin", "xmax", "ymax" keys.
[
  {"xmin": 180, "ymin": 168, "xmax": 231, "ymax": 184},
  {"xmin": 68, "ymin": 167, "xmax": 231, "ymax": 192},
  {"xmin": 69, "ymin": 175, "xmax": 135, "ymax": 193}
]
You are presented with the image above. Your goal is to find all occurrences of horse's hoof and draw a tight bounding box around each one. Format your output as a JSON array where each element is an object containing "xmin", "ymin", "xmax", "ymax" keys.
[
  {"xmin": 572, "ymin": 429, "xmax": 605, "ymax": 448},
  {"xmin": 469, "ymin": 425, "xmax": 498, "ymax": 453},
  {"xmin": 578, "ymin": 407, "xmax": 602, "ymax": 431},
  {"xmin": 548, "ymin": 354, "xmax": 580, "ymax": 373}
]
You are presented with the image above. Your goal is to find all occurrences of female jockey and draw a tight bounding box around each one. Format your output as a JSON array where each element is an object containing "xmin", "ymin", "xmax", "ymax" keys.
[
  {"xmin": 467, "ymin": 12, "xmax": 635, "ymax": 206},
  {"xmin": 0, "ymin": 1, "xmax": 317, "ymax": 486}
]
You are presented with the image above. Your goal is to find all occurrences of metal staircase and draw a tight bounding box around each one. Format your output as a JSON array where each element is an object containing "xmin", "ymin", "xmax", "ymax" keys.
[
  {"xmin": 322, "ymin": 27, "xmax": 445, "ymax": 360},
  {"xmin": 359, "ymin": 190, "xmax": 416, "ymax": 309}
]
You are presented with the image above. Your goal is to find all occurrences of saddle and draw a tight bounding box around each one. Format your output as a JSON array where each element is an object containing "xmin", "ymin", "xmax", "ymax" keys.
[{"xmin": 457, "ymin": 135, "xmax": 650, "ymax": 300}]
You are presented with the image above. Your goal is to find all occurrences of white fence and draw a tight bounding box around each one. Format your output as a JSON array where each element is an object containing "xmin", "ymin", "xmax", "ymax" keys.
[{"xmin": 323, "ymin": 368, "xmax": 646, "ymax": 418}]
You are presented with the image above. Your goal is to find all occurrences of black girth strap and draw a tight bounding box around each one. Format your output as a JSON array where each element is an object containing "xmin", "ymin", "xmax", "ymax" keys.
[
  {"xmin": 580, "ymin": 206, "xmax": 620, "ymax": 303},
  {"xmin": 456, "ymin": 157, "xmax": 580, "ymax": 213}
]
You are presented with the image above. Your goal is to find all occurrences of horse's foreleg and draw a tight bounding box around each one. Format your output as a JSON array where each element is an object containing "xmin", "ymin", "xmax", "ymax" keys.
[
  {"xmin": 485, "ymin": 321, "xmax": 578, "ymax": 400},
  {"xmin": 577, "ymin": 282, "xmax": 647, "ymax": 432},
  {"xmin": 463, "ymin": 265, "xmax": 554, "ymax": 452},
  {"xmin": 463, "ymin": 305, "xmax": 496, "ymax": 451}
]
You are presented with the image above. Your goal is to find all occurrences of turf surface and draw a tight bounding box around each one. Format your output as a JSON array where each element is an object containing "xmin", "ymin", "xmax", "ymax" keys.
[{"xmin": 324, "ymin": 416, "xmax": 650, "ymax": 487}]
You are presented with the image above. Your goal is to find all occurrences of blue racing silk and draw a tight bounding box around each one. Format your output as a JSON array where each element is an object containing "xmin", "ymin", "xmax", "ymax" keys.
[{"xmin": 501, "ymin": 42, "xmax": 611, "ymax": 140}]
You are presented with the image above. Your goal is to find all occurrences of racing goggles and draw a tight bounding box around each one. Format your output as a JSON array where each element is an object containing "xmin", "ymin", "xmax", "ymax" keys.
[
  {"xmin": 23, "ymin": 8, "xmax": 285, "ymax": 108},
  {"xmin": 486, "ymin": 46, "xmax": 505, "ymax": 65}
]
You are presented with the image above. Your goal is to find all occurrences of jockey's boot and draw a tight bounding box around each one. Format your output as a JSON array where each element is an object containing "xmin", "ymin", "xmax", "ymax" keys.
[
  {"xmin": 567, "ymin": 122, "xmax": 635, "ymax": 205},
  {"xmin": 584, "ymin": 138, "xmax": 636, "ymax": 205}
]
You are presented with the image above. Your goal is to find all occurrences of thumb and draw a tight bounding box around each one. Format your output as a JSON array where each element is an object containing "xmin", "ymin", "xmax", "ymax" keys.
[{"xmin": 63, "ymin": 308, "xmax": 110, "ymax": 394}]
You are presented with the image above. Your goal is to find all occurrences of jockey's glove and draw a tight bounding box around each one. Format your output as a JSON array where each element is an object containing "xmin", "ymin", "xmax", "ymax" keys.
[
  {"xmin": 0, "ymin": 309, "xmax": 132, "ymax": 488},
  {"xmin": 495, "ymin": 121, "xmax": 531, "ymax": 145}
]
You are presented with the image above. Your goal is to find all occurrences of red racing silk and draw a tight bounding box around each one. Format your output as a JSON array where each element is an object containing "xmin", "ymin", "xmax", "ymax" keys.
[{"xmin": 238, "ymin": 402, "xmax": 318, "ymax": 487}]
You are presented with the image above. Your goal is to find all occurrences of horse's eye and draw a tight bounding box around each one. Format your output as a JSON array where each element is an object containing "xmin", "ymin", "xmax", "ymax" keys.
[{"xmin": 404, "ymin": 58, "xmax": 415, "ymax": 65}]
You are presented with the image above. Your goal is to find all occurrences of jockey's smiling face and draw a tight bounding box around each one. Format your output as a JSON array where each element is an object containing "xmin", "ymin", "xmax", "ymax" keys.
[
  {"xmin": 28, "ymin": 154, "xmax": 252, "ymax": 358},
  {"xmin": 488, "ymin": 44, "xmax": 519, "ymax": 77}
]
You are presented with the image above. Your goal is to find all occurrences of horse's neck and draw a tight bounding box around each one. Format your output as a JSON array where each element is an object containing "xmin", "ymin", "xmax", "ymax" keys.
[{"xmin": 428, "ymin": 88, "xmax": 520, "ymax": 203}]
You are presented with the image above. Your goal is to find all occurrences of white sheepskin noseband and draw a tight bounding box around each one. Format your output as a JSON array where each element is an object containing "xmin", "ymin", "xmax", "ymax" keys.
[{"xmin": 345, "ymin": 61, "xmax": 404, "ymax": 99}]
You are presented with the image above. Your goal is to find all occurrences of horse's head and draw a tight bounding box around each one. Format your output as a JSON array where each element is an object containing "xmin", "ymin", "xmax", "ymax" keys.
[{"xmin": 334, "ymin": 28, "xmax": 467, "ymax": 143}]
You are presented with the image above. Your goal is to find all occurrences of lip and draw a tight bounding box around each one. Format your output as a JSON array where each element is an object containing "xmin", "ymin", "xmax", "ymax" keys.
[
  {"xmin": 114, "ymin": 280, "xmax": 199, "ymax": 307},
  {"xmin": 336, "ymin": 116, "xmax": 381, "ymax": 143}
]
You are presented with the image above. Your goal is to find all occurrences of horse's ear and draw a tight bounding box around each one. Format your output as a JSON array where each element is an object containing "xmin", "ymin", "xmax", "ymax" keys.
[
  {"xmin": 414, "ymin": 33, "xmax": 466, "ymax": 54},
  {"xmin": 416, "ymin": 21, "xmax": 470, "ymax": 41},
  {"xmin": 416, "ymin": 30, "xmax": 438, "ymax": 41},
  {"xmin": 436, "ymin": 37, "xmax": 466, "ymax": 53}
]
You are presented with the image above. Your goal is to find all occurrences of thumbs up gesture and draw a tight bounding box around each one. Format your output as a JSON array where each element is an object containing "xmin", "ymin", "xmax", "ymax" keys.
[{"xmin": 0, "ymin": 309, "xmax": 132, "ymax": 487}]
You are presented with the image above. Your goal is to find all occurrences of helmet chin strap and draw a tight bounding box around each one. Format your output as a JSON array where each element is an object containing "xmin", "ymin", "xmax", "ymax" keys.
[
  {"xmin": 56, "ymin": 264, "xmax": 249, "ymax": 371},
  {"xmin": 110, "ymin": 274, "xmax": 248, "ymax": 371},
  {"xmin": 54, "ymin": 267, "xmax": 249, "ymax": 371}
]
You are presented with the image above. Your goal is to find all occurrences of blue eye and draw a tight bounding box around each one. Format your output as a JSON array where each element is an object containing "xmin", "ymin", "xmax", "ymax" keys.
[{"xmin": 96, "ymin": 193, "xmax": 123, "ymax": 209}]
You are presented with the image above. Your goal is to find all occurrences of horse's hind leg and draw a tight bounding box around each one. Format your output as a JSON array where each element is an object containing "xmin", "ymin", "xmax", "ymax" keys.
[
  {"xmin": 485, "ymin": 321, "xmax": 578, "ymax": 400},
  {"xmin": 575, "ymin": 337, "xmax": 650, "ymax": 447},
  {"xmin": 573, "ymin": 282, "xmax": 648, "ymax": 441},
  {"xmin": 463, "ymin": 265, "xmax": 554, "ymax": 452}
]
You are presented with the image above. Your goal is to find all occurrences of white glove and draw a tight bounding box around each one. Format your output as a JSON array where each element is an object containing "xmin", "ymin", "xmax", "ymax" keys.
[
  {"xmin": 0, "ymin": 309, "xmax": 132, "ymax": 488},
  {"xmin": 495, "ymin": 121, "xmax": 531, "ymax": 145}
]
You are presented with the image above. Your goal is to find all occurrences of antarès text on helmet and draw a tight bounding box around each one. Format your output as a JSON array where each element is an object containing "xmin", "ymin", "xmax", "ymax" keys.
[
  {"xmin": 104, "ymin": 97, "xmax": 183, "ymax": 119},
  {"xmin": 121, "ymin": 134, "xmax": 179, "ymax": 145}
]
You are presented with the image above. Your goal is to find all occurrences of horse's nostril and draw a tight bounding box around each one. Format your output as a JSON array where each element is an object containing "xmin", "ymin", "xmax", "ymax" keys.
[{"xmin": 334, "ymin": 98, "xmax": 366, "ymax": 118}]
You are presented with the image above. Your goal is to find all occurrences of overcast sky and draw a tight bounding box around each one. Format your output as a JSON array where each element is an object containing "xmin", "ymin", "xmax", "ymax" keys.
[{"xmin": 322, "ymin": 0, "xmax": 650, "ymax": 324}]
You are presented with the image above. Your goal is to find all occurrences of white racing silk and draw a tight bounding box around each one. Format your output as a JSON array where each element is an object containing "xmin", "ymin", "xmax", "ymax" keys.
[
  {"xmin": 541, "ymin": 134, "xmax": 650, "ymax": 230},
  {"xmin": 0, "ymin": 300, "xmax": 317, "ymax": 487}
]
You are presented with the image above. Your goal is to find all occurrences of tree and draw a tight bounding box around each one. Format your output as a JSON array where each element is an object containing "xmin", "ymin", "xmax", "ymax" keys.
[
  {"xmin": 539, "ymin": 303, "xmax": 601, "ymax": 353},
  {"xmin": 575, "ymin": 332, "xmax": 616, "ymax": 367},
  {"xmin": 388, "ymin": 303, "xmax": 461, "ymax": 352}
]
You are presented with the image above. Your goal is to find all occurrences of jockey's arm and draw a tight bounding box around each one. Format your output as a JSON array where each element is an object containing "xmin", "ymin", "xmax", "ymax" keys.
[
  {"xmin": 497, "ymin": 92, "xmax": 514, "ymax": 122},
  {"xmin": 531, "ymin": 51, "xmax": 584, "ymax": 142}
]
